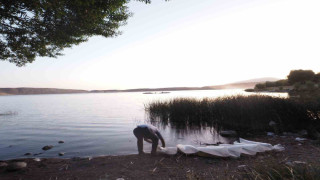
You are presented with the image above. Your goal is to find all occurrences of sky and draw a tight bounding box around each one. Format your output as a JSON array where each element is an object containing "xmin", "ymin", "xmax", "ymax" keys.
[{"xmin": 1, "ymin": 0, "xmax": 320, "ymax": 90}]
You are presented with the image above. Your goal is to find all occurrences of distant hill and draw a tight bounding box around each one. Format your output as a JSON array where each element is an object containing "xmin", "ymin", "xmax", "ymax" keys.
[
  {"xmin": 93, "ymin": 77, "xmax": 278, "ymax": 93},
  {"xmin": 203, "ymin": 77, "xmax": 280, "ymax": 90},
  {"xmin": 235, "ymin": 77, "xmax": 280, "ymax": 83},
  {"xmin": 0, "ymin": 88, "xmax": 88, "ymax": 95},
  {"xmin": 203, "ymin": 82, "xmax": 260, "ymax": 90},
  {"xmin": 0, "ymin": 77, "xmax": 279, "ymax": 95}
]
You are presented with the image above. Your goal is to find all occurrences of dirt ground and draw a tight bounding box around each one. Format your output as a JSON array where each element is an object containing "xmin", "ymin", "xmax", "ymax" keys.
[{"xmin": 1, "ymin": 136, "xmax": 320, "ymax": 180}]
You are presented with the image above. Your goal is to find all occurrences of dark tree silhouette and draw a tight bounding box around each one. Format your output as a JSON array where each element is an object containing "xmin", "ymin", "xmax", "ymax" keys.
[
  {"xmin": 314, "ymin": 73, "xmax": 320, "ymax": 83},
  {"xmin": 0, "ymin": 0, "xmax": 156, "ymax": 66},
  {"xmin": 287, "ymin": 69, "xmax": 315, "ymax": 85}
]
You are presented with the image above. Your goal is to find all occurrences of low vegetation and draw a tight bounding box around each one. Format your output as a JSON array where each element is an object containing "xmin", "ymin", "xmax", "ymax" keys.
[
  {"xmin": 0, "ymin": 111, "xmax": 17, "ymax": 116},
  {"xmin": 254, "ymin": 69, "xmax": 320, "ymax": 93},
  {"xmin": 238, "ymin": 161, "xmax": 320, "ymax": 180},
  {"xmin": 145, "ymin": 95, "xmax": 320, "ymax": 137}
]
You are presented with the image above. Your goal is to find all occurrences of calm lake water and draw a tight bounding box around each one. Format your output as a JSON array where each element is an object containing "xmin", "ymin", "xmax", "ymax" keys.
[{"xmin": 0, "ymin": 90, "xmax": 287, "ymax": 160}]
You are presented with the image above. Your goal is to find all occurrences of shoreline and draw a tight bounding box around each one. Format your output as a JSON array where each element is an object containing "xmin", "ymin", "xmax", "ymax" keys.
[{"xmin": 1, "ymin": 136, "xmax": 319, "ymax": 180}]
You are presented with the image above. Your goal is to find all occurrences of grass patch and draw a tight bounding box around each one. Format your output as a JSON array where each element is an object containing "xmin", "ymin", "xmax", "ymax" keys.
[
  {"xmin": 238, "ymin": 161, "xmax": 320, "ymax": 180},
  {"xmin": 145, "ymin": 95, "xmax": 320, "ymax": 136}
]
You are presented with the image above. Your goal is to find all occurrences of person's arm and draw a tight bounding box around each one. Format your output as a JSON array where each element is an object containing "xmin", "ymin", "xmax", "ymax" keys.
[{"xmin": 156, "ymin": 131, "xmax": 165, "ymax": 148}]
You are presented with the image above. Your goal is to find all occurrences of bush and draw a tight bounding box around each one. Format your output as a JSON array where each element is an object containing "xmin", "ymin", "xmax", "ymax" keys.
[{"xmin": 255, "ymin": 83, "xmax": 266, "ymax": 90}]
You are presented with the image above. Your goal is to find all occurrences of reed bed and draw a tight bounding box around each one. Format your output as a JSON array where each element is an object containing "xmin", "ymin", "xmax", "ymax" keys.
[{"xmin": 145, "ymin": 95, "xmax": 320, "ymax": 136}]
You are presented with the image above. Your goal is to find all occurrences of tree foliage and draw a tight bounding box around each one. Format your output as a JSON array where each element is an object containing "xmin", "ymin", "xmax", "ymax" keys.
[
  {"xmin": 0, "ymin": 0, "xmax": 154, "ymax": 66},
  {"xmin": 314, "ymin": 73, "xmax": 320, "ymax": 83},
  {"xmin": 255, "ymin": 83, "xmax": 266, "ymax": 90},
  {"xmin": 287, "ymin": 70, "xmax": 315, "ymax": 85}
]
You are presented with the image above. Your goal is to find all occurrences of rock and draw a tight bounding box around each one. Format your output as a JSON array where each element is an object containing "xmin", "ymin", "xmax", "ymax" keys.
[
  {"xmin": 24, "ymin": 153, "xmax": 32, "ymax": 156},
  {"xmin": 34, "ymin": 153, "xmax": 42, "ymax": 156},
  {"xmin": 295, "ymin": 137, "xmax": 307, "ymax": 142},
  {"xmin": 58, "ymin": 152, "xmax": 65, "ymax": 156},
  {"xmin": 269, "ymin": 121, "xmax": 276, "ymax": 126},
  {"xmin": 220, "ymin": 130, "xmax": 237, "ymax": 137},
  {"xmin": 267, "ymin": 132, "xmax": 275, "ymax": 136},
  {"xmin": 0, "ymin": 162, "xmax": 8, "ymax": 168},
  {"xmin": 33, "ymin": 158, "xmax": 41, "ymax": 162},
  {"xmin": 298, "ymin": 130, "xmax": 308, "ymax": 137},
  {"xmin": 116, "ymin": 178, "xmax": 125, "ymax": 180},
  {"xmin": 42, "ymin": 145, "xmax": 53, "ymax": 151},
  {"xmin": 58, "ymin": 141, "xmax": 64, "ymax": 144},
  {"xmin": 7, "ymin": 162, "xmax": 27, "ymax": 171}
]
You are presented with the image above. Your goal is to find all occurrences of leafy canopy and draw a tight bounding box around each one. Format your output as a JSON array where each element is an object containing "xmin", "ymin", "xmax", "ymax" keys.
[
  {"xmin": 0, "ymin": 0, "xmax": 155, "ymax": 66},
  {"xmin": 287, "ymin": 69, "xmax": 315, "ymax": 85}
]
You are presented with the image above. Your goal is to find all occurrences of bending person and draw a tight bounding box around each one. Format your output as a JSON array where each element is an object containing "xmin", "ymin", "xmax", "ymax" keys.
[{"xmin": 133, "ymin": 124, "xmax": 165, "ymax": 155}]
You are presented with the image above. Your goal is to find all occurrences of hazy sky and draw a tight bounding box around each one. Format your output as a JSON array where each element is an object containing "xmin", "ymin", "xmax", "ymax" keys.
[{"xmin": 1, "ymin": 0, "xmax": 319, "ymax": 90}]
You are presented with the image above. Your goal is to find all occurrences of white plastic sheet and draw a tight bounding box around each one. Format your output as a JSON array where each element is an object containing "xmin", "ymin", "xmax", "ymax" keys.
[{"xmin": 158, "ymin": 138, "xmax": 284, "ymax": 158}]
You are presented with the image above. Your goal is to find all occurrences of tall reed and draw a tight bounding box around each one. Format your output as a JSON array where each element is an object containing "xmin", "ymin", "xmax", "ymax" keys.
[{"xmin": 145, "ymin": 95, "xmax": 320, "ymax": 135}]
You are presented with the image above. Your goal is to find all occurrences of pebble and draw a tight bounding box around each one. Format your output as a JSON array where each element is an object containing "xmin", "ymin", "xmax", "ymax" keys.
[
  {"xmin": 58, "ymin": 141, "xmax": 64, "ymax": 144},
  {"xmin": 42, "ymin": 145, "xmax": 53, "ymax": 151},
  {"xmin": 7, "ymin": 162, "xmax": 27, "ymax": 171},
  {"xmin": 59, "ymin": 152, "xmax": 65, "ymax": 156},
  {"xmin": 24, "ymin": 153, "xmax": 32, "ymax": 156}
]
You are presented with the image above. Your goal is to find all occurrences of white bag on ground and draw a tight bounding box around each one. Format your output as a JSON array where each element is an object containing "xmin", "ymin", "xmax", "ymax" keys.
[{"xmin": 157, "ymin": 138, "xmax": 284, "ymax": 158}]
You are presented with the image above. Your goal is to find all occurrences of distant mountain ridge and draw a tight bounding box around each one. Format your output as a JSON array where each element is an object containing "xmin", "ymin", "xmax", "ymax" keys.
[{"xmin": 0, "ymin": 77, "xmax": 278, "ymax": 95}]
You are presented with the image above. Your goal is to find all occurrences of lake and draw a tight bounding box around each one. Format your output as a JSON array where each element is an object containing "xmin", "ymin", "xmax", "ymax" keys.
[{"xmin": 0, "ymin": 90, "xmax": 287, "ymax": 160}]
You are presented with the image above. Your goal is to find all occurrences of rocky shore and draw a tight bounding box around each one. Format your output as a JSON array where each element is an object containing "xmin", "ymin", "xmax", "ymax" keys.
[{"xmin": 0, "ymin": 136, "xmax": 319, "ymax": 180}]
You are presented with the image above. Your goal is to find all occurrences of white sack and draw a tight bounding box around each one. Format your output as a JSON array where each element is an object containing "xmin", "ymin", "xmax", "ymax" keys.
[{"xmin": 157, "ymin": 138, "xmax": 284, "ymax": 158}]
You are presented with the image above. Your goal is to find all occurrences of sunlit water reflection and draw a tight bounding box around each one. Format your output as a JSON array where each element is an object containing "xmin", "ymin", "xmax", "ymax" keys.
[{"xmin": 0, "ymin": 90, "xmax": 287, "ymax": 160}]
